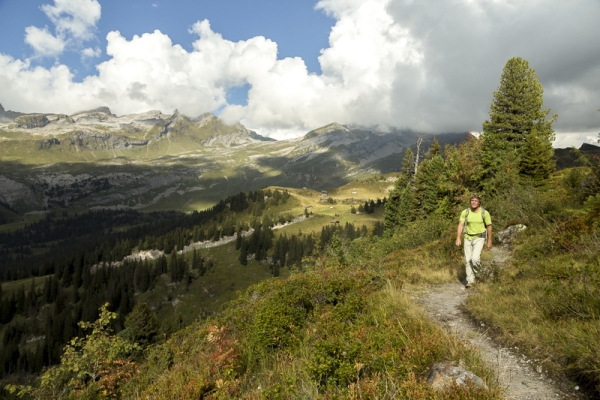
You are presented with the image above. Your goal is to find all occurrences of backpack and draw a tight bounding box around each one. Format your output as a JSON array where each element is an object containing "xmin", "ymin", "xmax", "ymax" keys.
[{"xmin": 463, "ymin": 207, "xmax": 488, "ymax": 237}]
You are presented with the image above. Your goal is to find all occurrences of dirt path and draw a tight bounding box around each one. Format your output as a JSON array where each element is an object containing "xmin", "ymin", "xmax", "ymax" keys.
[{"xmin": 414, "ymin": 246, "xmax": 583, "ymax": 399}]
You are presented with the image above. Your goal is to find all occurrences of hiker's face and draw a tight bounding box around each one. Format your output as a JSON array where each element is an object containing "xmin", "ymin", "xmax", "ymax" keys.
[{"xmin": 470, "ymin": 198, "xmax": 480, "ymax": 208}]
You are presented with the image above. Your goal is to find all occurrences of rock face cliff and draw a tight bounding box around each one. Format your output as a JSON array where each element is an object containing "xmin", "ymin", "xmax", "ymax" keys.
[{"xmin": 0, "ymin": 104, "xmax": 25, "ymax": 122}]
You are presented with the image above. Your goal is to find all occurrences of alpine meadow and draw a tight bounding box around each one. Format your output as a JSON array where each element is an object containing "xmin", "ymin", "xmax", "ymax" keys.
[{"xmin": 1, "ymin": 51, "xmax": 600, "ymax": 400}]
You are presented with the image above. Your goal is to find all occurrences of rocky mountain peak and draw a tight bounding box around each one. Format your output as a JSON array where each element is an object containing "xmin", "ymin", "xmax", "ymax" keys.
[
  {"xmin": 304, "ymin": 122, "xmax": 349, "ymax": 139},
  {"xmin": 194, "ymin": 112, "xmax": 218, "ymax": 127},
  {"xmin": 71, "ymin": 106, "xmax": 113, "ymax": 117},
  {"xmin": 0, "ymin": 104, "xmax": 26, "ymax": 121}
]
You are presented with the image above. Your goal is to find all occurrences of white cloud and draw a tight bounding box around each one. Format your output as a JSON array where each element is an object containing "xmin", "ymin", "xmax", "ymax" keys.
[
  {"xmin": 81, "ymin": 46, "xmax": 101, "ymax": 60},
  {"xmin": 24, "ymin": 26, "xmax": 65, "ymax": 57},
  {"xmin": 3, "ymin": 0, "xmax": 600, "ymax": 146},
  {"xmin": 25, "ymin": 0, "xmax": 101, "ymax": 57},
  {"xmin": 553, "ymin": 131, "xmax": 600, "ymax": 149},
  {"xmin": 41, "ymin": 0, "xmax": 101, "ymax": 41},
  {"xmin": 223, "ymin": 0, "xmax": 425, "ymax": 133}
]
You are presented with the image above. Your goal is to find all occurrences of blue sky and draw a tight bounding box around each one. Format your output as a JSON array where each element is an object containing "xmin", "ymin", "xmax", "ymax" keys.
[
  {"xmin": 0, "ymin": 0, "xmax": 599, "ymax": 146},
  {"xmin": 0, "ymin": 0, "xmax": 335, "ymax": 105}
]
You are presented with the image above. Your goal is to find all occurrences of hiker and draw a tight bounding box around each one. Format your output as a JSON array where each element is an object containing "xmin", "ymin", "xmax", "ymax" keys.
[{"xmin": 455, "ymin": 194, "xmax": 492, "ymax": 288}]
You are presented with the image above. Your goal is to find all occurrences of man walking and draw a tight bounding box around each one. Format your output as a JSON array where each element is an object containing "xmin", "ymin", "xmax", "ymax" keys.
[{"xmin": 455, "ymin": 194, "xmax": 492, "ymax": 288}]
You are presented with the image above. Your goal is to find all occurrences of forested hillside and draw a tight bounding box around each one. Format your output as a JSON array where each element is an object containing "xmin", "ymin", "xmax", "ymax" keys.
[
  {"xmin": 1, "ymin": 57, "xmax": 599, "ymax": 399},
  {"xmin": 0, "ymin": 182, "xmax": 387, "ymax": 388}
]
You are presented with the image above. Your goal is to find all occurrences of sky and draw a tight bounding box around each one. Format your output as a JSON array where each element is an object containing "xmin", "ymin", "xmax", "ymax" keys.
[{"xmin": 0, "ymin": 0, "xmax": 599, "ymax": 147}]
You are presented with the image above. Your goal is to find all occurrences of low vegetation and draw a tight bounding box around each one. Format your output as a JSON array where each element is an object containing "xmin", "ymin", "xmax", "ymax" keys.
[
  {"xmin": 466, "ymin": 185, "xmax": 600, "ymax": 394},
  {"xmin": 1, "ymin": 56, "xmax": 599, "ymax": 398}
]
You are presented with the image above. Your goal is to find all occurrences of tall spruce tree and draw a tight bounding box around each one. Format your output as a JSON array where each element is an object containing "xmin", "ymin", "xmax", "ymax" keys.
[
  {"xmin": 413, "ymin": 154, "xmax": 447, "ymax": 217},
  {"xmin": 520, "ymin": 129, "xmax": 555, "ymax": 184},
  {"xmin": 384, "ymin": 148, "xmax": 417, "ymax": 234},
  {"xmin": 481, "ymin": 57, "xmax": 556, "ymax": 190}
]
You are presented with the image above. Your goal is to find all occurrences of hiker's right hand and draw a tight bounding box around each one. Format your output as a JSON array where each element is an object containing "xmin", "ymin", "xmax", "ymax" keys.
[{"xmin": 455, "ymin": 238, "xmax": 461, "ymax": 247}]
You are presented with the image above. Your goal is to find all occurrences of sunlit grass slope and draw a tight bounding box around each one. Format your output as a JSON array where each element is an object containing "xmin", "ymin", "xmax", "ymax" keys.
[{"xmin": 124, "ymin": 234, "xmax": 501, "ymax": 399}]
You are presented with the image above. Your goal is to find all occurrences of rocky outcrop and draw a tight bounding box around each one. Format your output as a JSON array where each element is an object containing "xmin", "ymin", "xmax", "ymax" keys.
[
  {"xmin": 201, "ymin": 128, "xmax": 275, "ymax": 147},
  {"xmin": 0, "ymin": 103, "xmax": 25, "ymax": 121},
  {"xmin": 11, "ymin": 114, "xmax": 50, "ymax": 129},
  {"xmin": 426, "ymin": 362, "xmax": 488, "ymax": 391},
  {"xmin": 39, "ymin": 138, "xmax": 61, "ymax": 149},
  {"xmin": 497, "ymin": 224, "xmax": 527, "ymax": 245},
  {"xmin": 48, "ymin": 114, "xmax": 75, "ymax": 125},
  {"xmin": 67, "ymin": 131, "xmax": 148, "ymax": 150},
  {"xmin": 0, "ymin": 176, "xmax": 36, "ymax": 207}
]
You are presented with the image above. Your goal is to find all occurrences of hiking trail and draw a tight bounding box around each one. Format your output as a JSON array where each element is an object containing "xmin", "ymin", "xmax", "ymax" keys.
[{"xmin": 414, "ymin": 245, "xmax": 584, "ymax": 399}]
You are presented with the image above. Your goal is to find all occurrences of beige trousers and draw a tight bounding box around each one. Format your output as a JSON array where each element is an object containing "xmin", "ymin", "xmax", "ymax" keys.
[{"xmin": 464, "ymin": 237, "xmax": 485, "ymax": 284}]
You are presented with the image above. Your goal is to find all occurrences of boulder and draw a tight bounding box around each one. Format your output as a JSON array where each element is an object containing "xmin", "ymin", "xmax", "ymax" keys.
[
  {"xmin": 426, "ymin": 362, "xmax": 488, "ymax": 391},
  {"xmin": 497, "ymin": 224, "xmax": 527, "ymax": 245}
]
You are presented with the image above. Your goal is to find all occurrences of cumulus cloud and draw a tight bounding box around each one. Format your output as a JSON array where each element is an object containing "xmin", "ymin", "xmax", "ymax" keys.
[
  {"xmin": 41, "ymin": 0, "xmax": 101, "ymax": 40},
  {"xmin": 25, "ymin": 0, "xmax": 101, "ymax": 57},
  {"xmin": 2, "ymin": 0, "xmax": 600, "ymax": 147},
  {"xmin": 24, "ymin": 26, "xmax": 65, "ymax": 57},
  {"xmin": 81, "ymin": 46, "xmax": 101, "ymax": 60}
]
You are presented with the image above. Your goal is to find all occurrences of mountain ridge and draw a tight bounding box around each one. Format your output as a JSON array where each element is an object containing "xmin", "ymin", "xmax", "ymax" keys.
[{"xmin": 4, "ymin": 104, "xmax": 578, "ymax": 220}]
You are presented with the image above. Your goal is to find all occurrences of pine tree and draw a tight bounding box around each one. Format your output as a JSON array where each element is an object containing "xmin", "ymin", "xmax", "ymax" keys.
[
  {"xmin": 481, "ymin": 57, "xmax": 556, "ymax": 190},
  {"xmin": 384, "ymin": 147, "xmax": 418, "ymax": 234},
  {"xmin": 239, "ymin": 239, "xmax": 248, "ymax": 266},
  {"xmin": 235, "ymin": 228, "xmax": 242, "ymax": 250},
  {"xmin": 169, "ymin": 251, "xmax": 178, "ymax": 282},
  {"xmin": 73, "ymin": 254, "xmax": 84, "ymax": 289},
  {"xmin": 520, "ymin": 129, "xmax": 555, "ymax": 185},
  {"xmin": 123, "ymin": 302, "xmax": 159, "ymax": 347},
  {"xmin": 401, "ymin": 148, "xmax": 415, "ymax": 178},
  {"xmin": 427, "ymin": 138, "xmax": 442, "ymax": 158},
  {"xmin": 155, "ymin": 255, "xmax": 167, "ymax": 275},
  {"xmin": 16, "ymin": 285, "xmax": 25, "ymax": 315},
  {"xmin": 413, "ymin": 153, "xmax": 447, "ymax": 217},
  {"xmin": 28, "ymin": 278, "xmax": 37, "ymax": 316}
]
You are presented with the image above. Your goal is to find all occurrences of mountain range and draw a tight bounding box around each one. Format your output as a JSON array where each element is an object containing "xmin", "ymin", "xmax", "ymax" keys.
[
  {"xmin": 0, "ymin": 104, "xmax": 468, "ymax": 218},
  {"xmin": 2, "ymin": 103, "xmax": 594, "ymax": 221}
]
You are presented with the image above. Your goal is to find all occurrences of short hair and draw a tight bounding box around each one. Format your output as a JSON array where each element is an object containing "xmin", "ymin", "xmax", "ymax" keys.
[{"xmin": 469, "ymin": 193, "xmax": 481, "ymax": 201}]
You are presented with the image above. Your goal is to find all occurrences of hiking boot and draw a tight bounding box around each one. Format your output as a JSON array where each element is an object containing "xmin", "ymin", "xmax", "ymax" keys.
[{"xmin": 465, "ymin": 283, "xmax": 474, "ymax": 289}]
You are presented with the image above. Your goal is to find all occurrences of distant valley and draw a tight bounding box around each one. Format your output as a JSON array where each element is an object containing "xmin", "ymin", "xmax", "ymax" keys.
[{"xmin": 0, "ymin": 104, "xmax": 466, "ymax": 220}]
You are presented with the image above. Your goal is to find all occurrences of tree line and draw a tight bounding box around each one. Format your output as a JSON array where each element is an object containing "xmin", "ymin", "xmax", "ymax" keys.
[
  {"xmin": 0, "ymin": 189, "xmax": 289, "ymax": 281},
  {"xmin": 0, "ymin": 188, "xmax": 289, "ymax": 378},
  {"xmin": 384, "ymin": 57, "xmax": 559, "ymax": 232}
]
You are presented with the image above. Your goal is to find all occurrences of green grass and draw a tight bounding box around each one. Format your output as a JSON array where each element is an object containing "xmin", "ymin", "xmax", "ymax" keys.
[
  {"xmin": 463, "ymin": 184, "xmax": 600, "ymax": 395},
  {"xmin": 466, "ymin": 235, "xmax": 600, "ymax": 393},
  {"xmin": 138, "ymin": 243, "xmax": 280, "ymax": 331},
  {"xmin": 1, "ymin": 276, "xmax": 46, "ymax": 299},
  {"xmin": 120, "ymin": 234, "xmax": 502, "ymax": 399},
  {"xmin": 9, "ymin": 175, "xmax": 598, "ymax": 398}
]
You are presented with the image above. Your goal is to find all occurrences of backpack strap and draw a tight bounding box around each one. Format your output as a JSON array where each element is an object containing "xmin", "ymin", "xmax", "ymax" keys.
[{"xmin": 481, "ymin": 207, "xmax": 487, "ymax": 228}]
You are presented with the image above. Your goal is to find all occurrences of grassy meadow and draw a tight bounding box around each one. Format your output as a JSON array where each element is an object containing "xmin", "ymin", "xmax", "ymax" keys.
[{"xmin": 3, "ymin": 167, "xmax": 600, "ymax": 399}]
